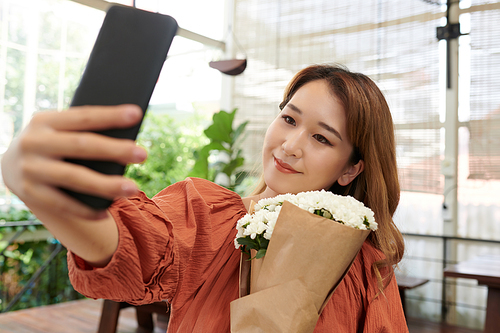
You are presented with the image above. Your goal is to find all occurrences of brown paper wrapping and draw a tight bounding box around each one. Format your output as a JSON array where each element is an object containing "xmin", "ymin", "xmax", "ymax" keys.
[
  {"xmin": 231, "ymin": 279, "xmax": 319, "ymax": 333},
  {"xmin": 231, "ymin": 200, "xmax": 370, "ymax": 333}
]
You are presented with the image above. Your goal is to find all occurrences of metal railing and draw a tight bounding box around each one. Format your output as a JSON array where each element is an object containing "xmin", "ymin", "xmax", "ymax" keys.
[
  {"xmin": 402, "ymin": 232, "xmax": 500, "ymax": 324},
  {"xmin": 0, "ymin": 219, "xmax": 82, "ymax": 313}
]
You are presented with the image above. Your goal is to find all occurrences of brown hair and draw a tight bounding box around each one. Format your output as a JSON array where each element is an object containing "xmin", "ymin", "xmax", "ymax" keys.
[{"xmin": 253, "ymin": 64, "xmax": 404, "ymax": 291}]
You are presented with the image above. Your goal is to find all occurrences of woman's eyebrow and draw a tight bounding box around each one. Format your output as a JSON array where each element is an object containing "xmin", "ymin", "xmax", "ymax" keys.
[
  {"xmin": 287, "ymin": 103, "xmax": 343, "ymax": 141},
  {"xmin": 287, "ymin": 103, "xmax": 303, "ymax": 115},
  {"xmin": 319, "ymin": 121, "xmax": 343, "ymax": 141}
]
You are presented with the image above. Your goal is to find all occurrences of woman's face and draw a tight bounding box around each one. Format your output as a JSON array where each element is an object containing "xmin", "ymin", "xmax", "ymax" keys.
[{"xmin": 261, "ymin": 79, "xmax": 363, "ymax": 197}]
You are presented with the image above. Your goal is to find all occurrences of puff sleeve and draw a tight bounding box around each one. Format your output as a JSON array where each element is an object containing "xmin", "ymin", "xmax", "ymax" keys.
[{"xmin": 67, "ymin": 178, "xmax": 246, "ymax": 307}]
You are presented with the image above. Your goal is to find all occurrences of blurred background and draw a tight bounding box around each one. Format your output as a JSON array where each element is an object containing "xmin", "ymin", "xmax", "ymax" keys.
[{"xmin": 0, "ymin": 0, "xmax": 499, "ymax": 331}]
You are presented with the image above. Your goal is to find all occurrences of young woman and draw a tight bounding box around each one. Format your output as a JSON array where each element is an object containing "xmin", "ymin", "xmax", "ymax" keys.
[{"xmin": 1, "ymin": 64, "xmax": 408, "ymax": 332}]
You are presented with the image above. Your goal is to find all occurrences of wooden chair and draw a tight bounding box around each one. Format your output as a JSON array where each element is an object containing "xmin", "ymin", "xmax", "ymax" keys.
[
  {"xmin": 97, "ymin": 300, "xmax": 169, "ymax": 333},
  {"xmin": 95, "ymin": 276, "xmax": 425, "ymax": 331},
  {"xmin": 396, "ymin": 275, "xmax": 429, "ymax": 318}
]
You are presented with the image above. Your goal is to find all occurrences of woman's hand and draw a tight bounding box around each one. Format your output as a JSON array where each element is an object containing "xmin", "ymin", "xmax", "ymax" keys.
[{"xmin": 1, "ymin": 104, "xmax": 147, "ymax": 221}]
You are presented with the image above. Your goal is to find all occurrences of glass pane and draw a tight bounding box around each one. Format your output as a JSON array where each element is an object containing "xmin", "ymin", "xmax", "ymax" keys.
[
  {"xmin": 38, "ymin": 8, "xmax": 61, "ymax": 50},
  {"xmin": 7, "ymin": 2, "xmax": 29, "ymax": 45},
  {"xmin": 63, "ymin": 56, "xmax": 87, "ymax": 108},
  {"xmin": 36, "ymin": 53, "xmax": 59, "ymax": 111},
  {"xmin": 0, "ymin": 0, "xmax": 105, "ymax": 202},
  {"xmin": 4, "ymin": 47, "xmax": 25, "ymax": 134}
]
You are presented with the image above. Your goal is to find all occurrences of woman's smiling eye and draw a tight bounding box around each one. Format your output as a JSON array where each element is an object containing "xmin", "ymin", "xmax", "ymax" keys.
[
  {"xmin": 282, "ymin": 115, "xmax": 296, "ymax": 125},
  {"xmin": 313, "ymin": 134, "xmax": 332, "ymax": 146}
]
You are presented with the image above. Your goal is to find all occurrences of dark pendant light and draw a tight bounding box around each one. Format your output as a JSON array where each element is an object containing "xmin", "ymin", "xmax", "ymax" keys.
[{"xmin": 209, "ymin": 59, "xmax": 247, "ymax": 76}]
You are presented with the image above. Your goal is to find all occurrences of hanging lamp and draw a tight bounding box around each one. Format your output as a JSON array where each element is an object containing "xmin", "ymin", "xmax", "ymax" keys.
[{"xmin": 209, "ymin": 59, "xmax": 247, "ymax": 75}]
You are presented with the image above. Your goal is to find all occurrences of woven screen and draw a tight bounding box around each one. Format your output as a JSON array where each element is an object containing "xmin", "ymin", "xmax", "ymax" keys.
[
  {"xmin": 232, "ymin": 0, "xmax": 443, "ymax": 193},
  {"xmin": 467, "ymin": 0, "xmax": 500, "ymax": 180}
]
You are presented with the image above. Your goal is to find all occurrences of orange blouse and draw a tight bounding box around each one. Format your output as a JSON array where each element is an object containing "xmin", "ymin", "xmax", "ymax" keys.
[{"xmin": 68, "ymin": 178, "xmax": 408, "ymax": 332}]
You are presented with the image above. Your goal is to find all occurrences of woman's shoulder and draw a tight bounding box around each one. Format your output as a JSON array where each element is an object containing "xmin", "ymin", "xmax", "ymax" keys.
[
  {"xmin": 341, "ymin": 241, "xmax": 388, "ymax": 291},
  {"xmin": 359, "ymin": 240, "xmax": 386, "ymax": 264}
]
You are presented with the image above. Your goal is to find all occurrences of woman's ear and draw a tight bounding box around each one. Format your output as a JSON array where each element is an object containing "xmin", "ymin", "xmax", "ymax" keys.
[{"xmin": 338, "ymin": 160, "xmax": 365, "ymax": 186}]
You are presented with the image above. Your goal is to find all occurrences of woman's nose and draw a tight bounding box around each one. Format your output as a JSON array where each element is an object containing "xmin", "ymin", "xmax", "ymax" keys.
[{"xmin": 282, "ymin": 131, "xmax": 304, "ymax": 158}]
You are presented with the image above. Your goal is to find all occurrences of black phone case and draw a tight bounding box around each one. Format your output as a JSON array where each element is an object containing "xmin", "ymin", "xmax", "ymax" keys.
[{"xmin": 63, "ymin": 5, "xmax": 178, "ymax": 209}]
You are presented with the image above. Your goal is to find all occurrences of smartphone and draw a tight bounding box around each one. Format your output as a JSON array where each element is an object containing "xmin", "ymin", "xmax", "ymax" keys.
[{"xmin": 62, "ymin": 5, "xmax": 178, "ymax": 210}]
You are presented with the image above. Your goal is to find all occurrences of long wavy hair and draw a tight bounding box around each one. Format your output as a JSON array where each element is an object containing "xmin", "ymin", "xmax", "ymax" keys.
[{"xmin": 252, "ymin": 64, "xmax": 404, "ymax": 291}]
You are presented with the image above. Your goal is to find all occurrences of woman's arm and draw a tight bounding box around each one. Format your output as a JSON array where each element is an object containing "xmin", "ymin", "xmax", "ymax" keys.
[{"xmin": 1, "ymin": 104, "xmax": 147, "ymax": 266}]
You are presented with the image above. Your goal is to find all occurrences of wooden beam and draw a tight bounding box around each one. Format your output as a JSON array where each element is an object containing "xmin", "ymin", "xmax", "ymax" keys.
[
  {"xmin": 69, "ymin": 0, "xmax": 110, "ymax": 11},
  {"xmin": 68, "ymin": 0, "xmax": 226, "ymax": 50}
]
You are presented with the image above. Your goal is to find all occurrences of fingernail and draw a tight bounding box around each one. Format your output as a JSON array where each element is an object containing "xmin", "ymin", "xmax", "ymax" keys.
[
  {"xmin": 121, "ymin": 181, "xmax": 138, "ymax": 196},
  {"xmin": 133, "ymin": 147, "xmax": 147, "ymax": 163},
  {"xmin": 125, "ymin": 106, "xmax": 142, "ymax": 121}
]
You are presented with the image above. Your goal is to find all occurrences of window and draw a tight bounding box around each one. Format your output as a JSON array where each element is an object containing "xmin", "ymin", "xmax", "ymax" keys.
[{"xmin": 0, "ymin": 0, "xmax": 226, "ymax": 204}]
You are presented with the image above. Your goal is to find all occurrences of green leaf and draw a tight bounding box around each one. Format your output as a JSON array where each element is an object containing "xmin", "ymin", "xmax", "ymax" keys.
[
  {"xmin": 187, "ymin": 145, "xmax": 211, "ymax": 178},
  {"xmin": 204, "ymin": 110, "xmax": 234, "ymax": 143},
  {"xmin": 22, "ymin": 248, "xmax": 34, "ymax": 264},
  {"xmin": 4, "ymin": 250, "xmax": 17, "ymax": 259},
  {"xmin": 236, "ymin": 237, "xmax": 259, "ymax": 250},
  {"xmin": 205, "ymin": 141, "xmax": 228, "ymax": 152},
  {"xmin": 188, "ymin": 142, "xmax": 231, "ymax": 179},
  {"xmin": 233, "ymin": 170, "xmax": 249, "ymax": 187},
  {"xmin": 222, "ymin": 156, "xmax": 244, "ymax": 176},
  {"xmin": 232, "ymin": 120, "xmax": 248, "ymax": 144},
  {"xmin": 229, "ymin": 108, "xmax": 238, "ymax": 122},
  {"xmin": 258, "ymin": 237, "xmax": 269, "ymax": 249},
  {"xmin": 186, "ymin": 108, "xmax": 248, "ymax": 194},
  {"xmin": 255, "ymin": 248, "xmax": 267, "ymax": 259},
  {"xmin": 188, "ymin": 155, "xmax": 209, "ymax": 179}
]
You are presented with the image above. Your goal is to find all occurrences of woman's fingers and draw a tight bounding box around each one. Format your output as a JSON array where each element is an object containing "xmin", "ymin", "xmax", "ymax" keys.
[
  {"xmin": 2, "ymin": 104, "xmax": 148, "ymax": 216},
  {"xmin": 4, "ymin": 145, "xmax": 113, "ymax": 221},
  {"xmin": 22, "ymin": 181, "xmax": 111, "ymax": 221},
  {"xmin": 20, "ymin": 130, "xmax": 147, "ymax": 165},
  {"xmin": 34, "ymin": 104, "xmax": 143, "ymax": 132},
  {"xmin": 21, "ymin": 156, "xmax": 139, "ymax": 200}
]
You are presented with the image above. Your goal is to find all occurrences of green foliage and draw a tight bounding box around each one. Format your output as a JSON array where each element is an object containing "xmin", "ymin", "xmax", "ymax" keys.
[
  {"xmin": 0, "ymin": 207, "xmax": 39, "ymax": 239},
  {"xmin": 0, "ymin": 207, "xmax": 82, "ymax": 312},
  {"xmin": 0, "ymin": 206, "xmax": 36, "ymax": 222},
  {"xmin": 125, "ymin": 111, "xmax": 207, "ymax": 198},
  {"xmin": 237, "ymin": 236, "xmax": 269, "ymax": 259},
  {"xmin": 188, "ymin": 108, "xmax": 249, "ymax": 193}
]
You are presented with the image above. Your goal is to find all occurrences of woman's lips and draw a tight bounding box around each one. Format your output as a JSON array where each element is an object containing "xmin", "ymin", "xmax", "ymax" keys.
[{"xmin": 274, "ymin": 157, "xmax": 300, "ymax": 174}]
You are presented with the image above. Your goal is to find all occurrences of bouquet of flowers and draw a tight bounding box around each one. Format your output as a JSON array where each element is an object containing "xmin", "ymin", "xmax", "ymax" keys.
[
  {"xmin": 230, "ymin": 190, "xmax": 376, "ymax": 333},
  {"xmin": 234, "ymin": 190, "xmax": 376, "ymax": 259}
]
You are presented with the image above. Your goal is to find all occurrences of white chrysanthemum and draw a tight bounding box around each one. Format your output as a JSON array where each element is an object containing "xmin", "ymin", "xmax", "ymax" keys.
[{"xmin": 234, "ymin": 190, "xmax": 377, "ymax": 250}]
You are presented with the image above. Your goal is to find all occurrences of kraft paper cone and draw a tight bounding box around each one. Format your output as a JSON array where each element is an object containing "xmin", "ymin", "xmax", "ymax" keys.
[
  {"xmin": 232, "ymin": 200, "xmax": 371, "ymax": 332},
  {"xmin": 231, "ymin": 279, "xmax": 319, "ymax": 333},
  {"xmin": 252, "ymin": 201, "xmax": 370, "ymax": 313}
]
